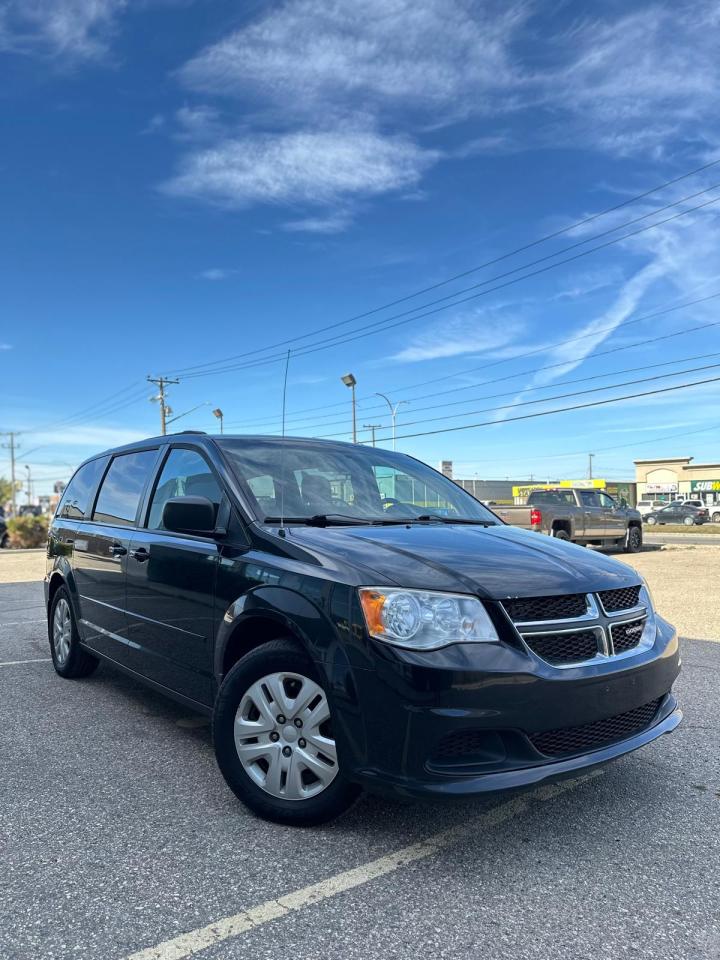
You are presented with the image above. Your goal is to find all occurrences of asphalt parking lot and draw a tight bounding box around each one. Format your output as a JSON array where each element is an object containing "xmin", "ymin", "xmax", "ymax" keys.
[{"xmin": 2, "ymin": 557, "xmax": 720, "ymax": 960}]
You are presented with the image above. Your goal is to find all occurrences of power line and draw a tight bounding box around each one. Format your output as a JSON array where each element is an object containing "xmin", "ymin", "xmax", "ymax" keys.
[
  {"xmin": 178, "ymin": 192, "xmax": 720, "ymax": 381},
  {"xmin": 282, "ymin": 348, "xmax": 720, "ymax": 437},
  {"xmin": 450, "ymin": 422, "xmax": 720, "ymax": 465},
  {"xmin": 225, "ymin": 307, "xmax": 720, "ymax": 432},
  {"xmin": 222, "ymin": 291, "xmax": 720, "ymax": 428},
  {"xmin": 370, "ymin": 374, "xmax": 720, "ymax": 444},
  {"xmin": 312, "ymin": 360, "xmax": 720, "ymax": 440},
  {"xmin": 168, "ymin": 159, "xmax": 720, "ymax": 377}
]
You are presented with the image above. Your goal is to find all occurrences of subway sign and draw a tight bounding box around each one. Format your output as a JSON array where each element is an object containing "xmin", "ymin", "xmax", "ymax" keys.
[{"xmin": 690, "ymin": 480, "xmax": 720, "ymax": 492}]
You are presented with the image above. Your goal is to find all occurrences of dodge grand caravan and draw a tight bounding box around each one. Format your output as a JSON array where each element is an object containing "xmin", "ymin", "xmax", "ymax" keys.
[{"xmin": 46, "ymin": 433, "xmax": 681, "ymax": 825}]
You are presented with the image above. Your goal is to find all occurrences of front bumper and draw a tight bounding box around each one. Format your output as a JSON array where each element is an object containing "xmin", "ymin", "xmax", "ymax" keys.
[{"xmin": 337, "ymin": 615, "xmax": 681, "ymax": 799}]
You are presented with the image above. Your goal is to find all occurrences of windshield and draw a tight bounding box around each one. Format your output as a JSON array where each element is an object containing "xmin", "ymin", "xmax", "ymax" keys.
[{"xmin": 217, "ymin": 439, "xmax": 498, "ymax": 524}]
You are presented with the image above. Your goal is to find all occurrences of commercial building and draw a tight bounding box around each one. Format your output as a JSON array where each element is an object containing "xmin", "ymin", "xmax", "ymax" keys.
[{"xmin": 634, "ymin": 457, "xmax": 720, "ymax": 508}]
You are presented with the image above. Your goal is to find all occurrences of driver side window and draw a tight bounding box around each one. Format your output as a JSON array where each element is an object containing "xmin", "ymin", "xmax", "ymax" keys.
[{"xmin": 147, "ymin": 448, "xmax": 222, "ymax": 530}]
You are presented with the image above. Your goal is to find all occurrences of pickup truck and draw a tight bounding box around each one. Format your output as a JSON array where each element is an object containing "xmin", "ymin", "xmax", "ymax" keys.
[{"xmin": 494, "ymin": 488, "xmax": 643, "ymax": 553}]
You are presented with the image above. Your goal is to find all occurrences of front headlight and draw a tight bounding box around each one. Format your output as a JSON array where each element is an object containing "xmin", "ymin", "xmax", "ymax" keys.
[
  {"xmin": 358, "ymin": 587, "xmax": 500, "ymax": 650},
  {"xmin": 639, "ymin": 581, "xmax": 657, "ymax": 646}
]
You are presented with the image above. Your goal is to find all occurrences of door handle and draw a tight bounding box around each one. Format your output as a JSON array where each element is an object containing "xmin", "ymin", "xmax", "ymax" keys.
[
  {"xmin": 129, "ymin": 547, "xmax": 150, "ymax": 562},
  {"xmin": 109, "ymin": 543, "xmax": 127, "ymax": 557}
]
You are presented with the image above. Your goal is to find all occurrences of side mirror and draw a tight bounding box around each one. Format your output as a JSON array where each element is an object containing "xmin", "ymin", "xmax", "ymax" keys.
[{"xmin": 162, "ymin": 496, "xmax": 217, "ymax": 534}]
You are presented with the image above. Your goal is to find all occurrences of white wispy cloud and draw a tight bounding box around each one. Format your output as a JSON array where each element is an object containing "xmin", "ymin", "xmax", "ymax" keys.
[
  {"xmin": 179, "ymin": 0, "xmax": 525, "ymax": 118},
  {"xmin": 197, "ymin": 267, "xmax": 237, "ymax": 281},
  {"xmin": 392, "ymin": 312, "xmax": 525, "ymax": 363},
  {"xmin": 0, "ymin": 0, "xmax": 127, "ymax": 60},
  {"xmin": 162, "ymin": 130, "xmax": 438, "ymax": 209},
  {"xmin": 0, "ymin": 343, "xmax": 12, "ymax": 350}
]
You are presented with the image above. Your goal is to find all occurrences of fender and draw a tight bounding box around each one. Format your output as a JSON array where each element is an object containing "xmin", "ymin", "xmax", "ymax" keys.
[
  {"xmin": 214, "ymin": 584, "xmax": 349, "ymax": 686},
  {"xmin": 214, "ymin": 585, "xmax": 369, "ymax": 773},
  {"xmin": 46, "ymin": 557, "xmax": 80, "ymax": 616}
]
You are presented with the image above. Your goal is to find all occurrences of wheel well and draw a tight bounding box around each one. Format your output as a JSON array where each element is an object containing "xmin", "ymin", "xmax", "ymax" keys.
[
  {"xmin": 552, "ymin": 520, "xmax": 571, "ymax": 536},
  {"xmin": 47, "ymin": 572, "xmax": 65, "ymax": 609},
  {"xmin": 628, "ymin": 520, "xmax": 642, "ymax": 530},
  {"xmin": 220, "ymin": 616, "xmax": 300, "ymax": 678}
]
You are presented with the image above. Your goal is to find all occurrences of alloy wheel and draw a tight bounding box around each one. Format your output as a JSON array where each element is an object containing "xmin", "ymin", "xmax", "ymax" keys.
[
  {"xmin": 53, "ymin": 597, "xmax": 72, "ymax": 664},
  {"xmin": 234, "ymin": 672, "xmax": 338, "ymax": 800}
]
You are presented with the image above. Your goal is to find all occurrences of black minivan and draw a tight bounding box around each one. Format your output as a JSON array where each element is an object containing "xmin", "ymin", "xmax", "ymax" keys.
[{"xmin": 46, "ymin": 433, "xmax": 681, "ymax": 825}]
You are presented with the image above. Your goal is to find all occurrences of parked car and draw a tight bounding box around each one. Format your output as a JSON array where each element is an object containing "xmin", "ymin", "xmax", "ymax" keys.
[
  {"xmin": 668, "ymin": 499, "xmax": 720, "ymax": 522},
  {"xmin": 644, "ymin": 503, "xmax": 709, "ymax": 526},
  {"xmin": 494, "ymin": 488, "xmax": 643, "ymax": 552},
  {"xmin": 45, "ymin": 433, "xmax": 681, "ymax": 825},
  {"xmin": 636, "ymin": 499, "xmax": 668, "ymax": 517},
  {"xmin": 18, "ymin": 504, "xmax": 43, "ymax": 517}
]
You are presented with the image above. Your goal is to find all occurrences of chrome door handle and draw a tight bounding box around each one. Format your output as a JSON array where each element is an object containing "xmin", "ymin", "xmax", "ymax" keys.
[
  {"xmin": 109, "ymin": 544, "xmax": 127, "ymax": 557},
  {"xmin": 129, "ymin": 547, "xmax": 150, "ymax": 562}
]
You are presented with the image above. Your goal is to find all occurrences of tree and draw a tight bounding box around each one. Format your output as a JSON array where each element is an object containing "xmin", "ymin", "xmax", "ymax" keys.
[{"xmin": 0, "ymin": 476, "xmax": 13, "ymax": 508}]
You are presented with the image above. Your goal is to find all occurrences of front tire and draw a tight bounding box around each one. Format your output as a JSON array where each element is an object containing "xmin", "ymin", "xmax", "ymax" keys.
[
  {"xmin": 646, "ymin": 516, "xmax": 657, "ymax": 525},
  {"xmin": 49, "ymin": 586, "xmax": 99, "ymax": 678},
  {"xmin": 213, "ymin": 638, "xmax": 361, "ymax": 826}
]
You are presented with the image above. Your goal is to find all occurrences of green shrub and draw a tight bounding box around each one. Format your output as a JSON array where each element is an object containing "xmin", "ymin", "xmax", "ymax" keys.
[{"xmin": 6, "ymin": 514, "xmax": 49, "ymax": 549}]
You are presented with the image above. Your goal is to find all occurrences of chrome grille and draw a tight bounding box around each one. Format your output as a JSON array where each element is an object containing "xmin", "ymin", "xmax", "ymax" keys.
[
  {"xmin": 598, "ymin": 585, "xmax": 641, "ymax": 613},
  {"xmin": 503, "ymin": 594, "xmax": 588, "ymax": 623},
  {"xmin": 503, "ymin": 584, "xmax": 648, "ymax": 667},
  {"xmin": 610, "ymin": 617, "xmax": 647, "ymax": 653},
  {"xmin": 523, "ymin": 629, "xmax": 601, "ymax": 665}
]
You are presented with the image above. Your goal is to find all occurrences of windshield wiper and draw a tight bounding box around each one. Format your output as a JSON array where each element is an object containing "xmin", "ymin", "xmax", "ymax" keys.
[
  {"xmin": 263, "ymin": 514, "xmax": 374, "ymax": 527},
  {"xmin": 414, "ymin": 515, "xmax": 498, "ymax": 526}
]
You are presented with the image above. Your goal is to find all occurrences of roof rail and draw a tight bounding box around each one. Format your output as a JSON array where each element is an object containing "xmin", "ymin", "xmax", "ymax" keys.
[{"xmin": 169, "ymin": 430, "xmax": 207, "ymax": 435}]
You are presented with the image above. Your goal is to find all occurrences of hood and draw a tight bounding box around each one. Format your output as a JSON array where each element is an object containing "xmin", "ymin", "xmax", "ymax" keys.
[{"xmin": 281, "ymin": 523, "xmax": 640, "ymax": 599}]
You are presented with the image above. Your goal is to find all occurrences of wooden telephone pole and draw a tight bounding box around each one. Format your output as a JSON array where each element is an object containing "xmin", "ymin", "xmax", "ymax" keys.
[{"xmin": 147, "ymin": 376, "xmax": 179, "ymax": 436}]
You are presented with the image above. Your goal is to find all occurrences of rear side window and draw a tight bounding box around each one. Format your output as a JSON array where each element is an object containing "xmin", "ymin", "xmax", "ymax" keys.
[
  {"xmin": 147, "ymin": 448, "xmax": 222, "ymax": 530},
  {"xmin": 56, "ymin": 458, "xmax": 108, "ymax": 520},
  {"xmin": 579, "ymin": 491, "xmax": 602, "ymax": 507},
  {"xmin": 93, "ymin": 451, "xmax": 158, "ymax": 527}
]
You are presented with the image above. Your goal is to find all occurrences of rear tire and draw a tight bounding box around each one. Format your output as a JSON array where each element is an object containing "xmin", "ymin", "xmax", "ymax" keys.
[
  {"xmin": 213, "ymin": 638, "xmax": 361, "ymax": 826},
  {"xmin": 553, "ymin": 529, "xmax": 571, "ymax": 541},
  {"xmin": 683, "ymin": 516, "xmax": 694, "ymax": 526},
  {"xmin": 712, "ymin": 512, "xmax": 720, "ymax": 523},
  {"xmin": 49, "ymin": 586, "xmax": 99, "ymax": 678},
  {"xmin": 624, "ymin": 526, "xmax": 642, "ymax": 553}
]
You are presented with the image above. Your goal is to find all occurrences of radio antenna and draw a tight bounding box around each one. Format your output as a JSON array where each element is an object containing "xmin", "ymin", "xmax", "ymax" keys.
[{"xmin": 279, "ymin": 349, "xmax": 291, "ymax": 536}]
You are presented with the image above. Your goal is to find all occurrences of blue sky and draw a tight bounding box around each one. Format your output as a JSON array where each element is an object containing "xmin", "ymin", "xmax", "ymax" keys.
[{"xmin": 2, "ymin": 0, "xmax": 720, "ymax": 496}]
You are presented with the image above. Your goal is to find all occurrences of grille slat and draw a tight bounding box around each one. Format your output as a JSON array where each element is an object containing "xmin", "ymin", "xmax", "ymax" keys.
[
  {"xmin": 598, "ymin": 585, "xmax": 641, "ymax": 612},
  {"xmin": 528, "ymin": 698, "xmax": 662, "ymax": 757},
  {"xmin": 524, "ymin": 629, "xmax": 600, "ymax": 664},
  {"xmin": 503, "ymin": 594, "xmax": 588, "ymax": 622},
  {"xmin": 611, "ymin": 617, "xmax": 647, "ymax": 653}
]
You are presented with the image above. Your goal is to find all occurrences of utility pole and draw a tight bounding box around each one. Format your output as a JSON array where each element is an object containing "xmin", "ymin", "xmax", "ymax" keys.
[
  {"xmin": 363, "ymin": 423, "xmax": 382, "ymax": 447},
  {"xmin": 375, "ymin": 393, "xmax": 408, "ymax": 451},
  {"xmin": 1, "ymin": 431, "xmax": 19, "ymax": 517},
  {"xmin": 147, "ymin": 376, "xmax": 179, "ymax": 436},
  {"xmin": 588, "ymin": 453, "xmax": 595, "ymax": 480}
]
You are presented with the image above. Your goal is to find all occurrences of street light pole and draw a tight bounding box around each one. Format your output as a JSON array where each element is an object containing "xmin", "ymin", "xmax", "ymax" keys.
[
  {"xmin": 341, "ymin": 373, "xmax": 357, "ymax": 443},
  {"xmin": 375, "ymin": 393, "xmax": 408, "ymax": 451},
  {"xmin": 24, "ymin": 465, "xmax": 32, "ymax": 505},
  {"xmin": 212, "ymin": 408, "xmax": 224, "ymax": 434}
]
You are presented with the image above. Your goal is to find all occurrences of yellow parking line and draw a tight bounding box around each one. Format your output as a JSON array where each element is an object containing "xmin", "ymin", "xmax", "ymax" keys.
[{"xmin": 126, "ymin": 770, "xmax": 603, "ymax": 960}]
